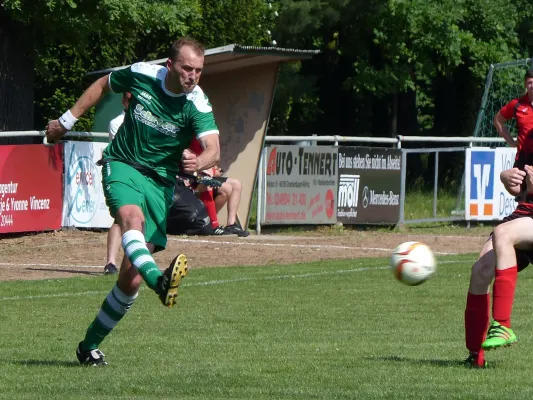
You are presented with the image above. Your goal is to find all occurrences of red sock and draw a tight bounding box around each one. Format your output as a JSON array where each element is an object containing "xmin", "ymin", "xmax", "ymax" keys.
[
  {"xmin": 465, "ymin": 293, "xmax": 489, "ymax": 363},
  {"xmin": 200, "ymin": 190, "xmax": 219, "ymax": 229},
  {"xmin": 492, "ymin": 267, "xmax": 518, "ymax": 328}
]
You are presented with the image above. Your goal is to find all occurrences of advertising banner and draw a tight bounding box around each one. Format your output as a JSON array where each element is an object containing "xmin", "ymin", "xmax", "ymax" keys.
[
  {"xmin": 62, "ymin": 142, "xmax": 114, "ymax": 228},
  {"xmin": 263, "ymin": 145, "xmax": 337, "ymax": 224},
  {"xmin": 465, "ymin": 147, "xmax": 517, "ymax": 221},
  {"xmin": 336, "ymin": 146, "xmax": 401, "ymax": 224},
  {"xmin": 0, "ymin": 145, "xmax": 63, "ymax": 233}
]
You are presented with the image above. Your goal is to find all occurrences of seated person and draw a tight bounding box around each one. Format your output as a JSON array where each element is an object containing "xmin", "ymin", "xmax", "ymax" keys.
[
  {"xmin": 185, "ymin": 138, "xmax": 249, "ymax": 237},
  {"xmin": 209, "ymin": 165, "xmax": 250, "ymax": 237}
]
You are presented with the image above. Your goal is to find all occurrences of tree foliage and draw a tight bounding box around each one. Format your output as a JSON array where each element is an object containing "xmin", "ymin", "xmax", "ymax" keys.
[
  {"xmin": 192, "ymin": 0, "xmax": 274, "ymax": 48},
  {"xmin": 270, "ymin": 0, "xmax": 533, "ymax": 137},
  {"xmin": 2, "ymin": 0, "xmax": 200, "ymax": 129},
  {"xmin": 2, "ymin": 0, "xmax": 533, "ymax": 140},
  {"xmin": 1, "ymin": 0, "xmax": 274, "ymax": 130}
]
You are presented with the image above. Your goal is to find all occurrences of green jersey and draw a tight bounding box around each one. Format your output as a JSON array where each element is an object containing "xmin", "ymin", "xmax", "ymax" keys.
[{"xmin": 103, "ymin": 62, "xmax": 219, "ymax": 184}]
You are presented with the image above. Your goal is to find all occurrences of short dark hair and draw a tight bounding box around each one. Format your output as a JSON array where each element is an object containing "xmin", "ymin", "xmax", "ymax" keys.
[
  {"xmin": 525, "ymin": 68, "xmax": 533, "ymax": 80},
  {"xmin": 169, "ymin": 37, "xmax": 205, "ymax": 61}
]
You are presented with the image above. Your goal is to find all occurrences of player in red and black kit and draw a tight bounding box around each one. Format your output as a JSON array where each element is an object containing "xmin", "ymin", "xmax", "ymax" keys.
[
  {"xmin": 464, "ymin": 68, "xmax": 533, "ymax": 368},
  {"xmin": 494, "ymin": 69, "xmax": 533, "ymax": 160}
]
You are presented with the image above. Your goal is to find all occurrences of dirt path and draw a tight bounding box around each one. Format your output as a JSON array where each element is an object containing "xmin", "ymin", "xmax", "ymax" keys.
[{"xmin": 0, "ymin": 229, "xmax": 485, "ymax": 281}]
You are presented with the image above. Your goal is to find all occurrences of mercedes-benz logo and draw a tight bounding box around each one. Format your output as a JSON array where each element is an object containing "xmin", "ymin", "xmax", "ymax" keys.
[{"xmin": 362, "ymin": 186, "xmax": 369, "ymax": 208}]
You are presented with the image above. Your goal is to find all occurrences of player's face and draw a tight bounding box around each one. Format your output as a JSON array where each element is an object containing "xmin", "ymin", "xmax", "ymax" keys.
[
  {"xmin": 526, "ymin": 77, "xmax": 533, "ymax": 97},
  {"xmin": 167, "ymin": 45, "xmax": 204, "ymax": 94}
]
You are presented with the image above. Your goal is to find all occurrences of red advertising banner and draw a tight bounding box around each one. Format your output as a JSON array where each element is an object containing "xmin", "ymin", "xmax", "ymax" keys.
[{"xmin": 0, "ymin": 145, "xmax": 63, "ymax": 233}]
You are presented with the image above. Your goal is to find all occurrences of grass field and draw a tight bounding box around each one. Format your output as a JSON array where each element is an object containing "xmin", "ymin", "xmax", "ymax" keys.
[
  {"xmin": 403, "ymin": 189, "xmax": 459, "ymax": 220},
  {"xmin": 2, "ymin": 255, "xmax": 533, "ymax": 399}
]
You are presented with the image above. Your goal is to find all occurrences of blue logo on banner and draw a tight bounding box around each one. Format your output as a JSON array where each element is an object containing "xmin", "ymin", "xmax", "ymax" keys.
[{"xmin": 470, "ymin": 151, "xmax": 495, "ymax": 217}]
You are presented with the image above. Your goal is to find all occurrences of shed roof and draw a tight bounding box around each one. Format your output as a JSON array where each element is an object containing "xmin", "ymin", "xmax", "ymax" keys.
[{"xmin": 86, "ymin": 44, "xmax": 320, "ymax": 77}]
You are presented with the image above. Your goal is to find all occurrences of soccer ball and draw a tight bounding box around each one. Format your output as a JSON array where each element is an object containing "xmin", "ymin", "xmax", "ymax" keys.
[{"xmin": 390, "ymin": 241, "xmax": 436, "ymax": 286}]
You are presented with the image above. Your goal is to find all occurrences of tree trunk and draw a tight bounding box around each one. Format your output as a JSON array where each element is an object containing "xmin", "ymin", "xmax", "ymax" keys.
[{"xmin": 0, "ymin": 9, "xmax": 35, "ymax": 135}]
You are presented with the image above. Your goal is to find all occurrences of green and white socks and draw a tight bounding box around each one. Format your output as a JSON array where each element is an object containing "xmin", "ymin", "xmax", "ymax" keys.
[
  {"xmin": 82, "ymin": 284, "xmax": 138, "ymax": 350},
  {"xmin": 122, "ymin": 229, "xmax": 162, "ymax": 290}
]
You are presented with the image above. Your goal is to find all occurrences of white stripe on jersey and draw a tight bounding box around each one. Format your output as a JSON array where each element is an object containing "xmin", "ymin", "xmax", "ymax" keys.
[
  {"xmin": 131, "ymin": 62, "xmax": 164, "ymax": 79},
  {"xmin": 187, "ymin": 86, "xmax": 213, "ymax": 112},
  {"xmin": 197, "ymin": 129, "xmax": 219, "ymax": 139}
]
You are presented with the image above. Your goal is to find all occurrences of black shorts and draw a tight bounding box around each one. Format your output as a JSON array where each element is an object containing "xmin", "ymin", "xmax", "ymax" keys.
[{"xmin": 493, "ymin": 204, "xmax": 533, "ymax": 272}]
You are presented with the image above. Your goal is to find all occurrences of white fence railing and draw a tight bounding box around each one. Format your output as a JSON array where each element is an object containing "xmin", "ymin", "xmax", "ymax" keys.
[
  {"xmin": 0, "ymin": 130, "xmax": 507, "ymax": 145},
  {"xmin": 0, "ymin": 131, "xmax": 507, "ymax": 234}
]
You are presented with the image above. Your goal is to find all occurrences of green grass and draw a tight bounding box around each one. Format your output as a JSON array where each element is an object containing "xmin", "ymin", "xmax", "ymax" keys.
[
  {"xmin": 3, "ymin": 256, "xmax": 533, "ymax": 399},
  {"xmin": 404, "ymin": 188, "xmax": 459, "ymax": 220}
]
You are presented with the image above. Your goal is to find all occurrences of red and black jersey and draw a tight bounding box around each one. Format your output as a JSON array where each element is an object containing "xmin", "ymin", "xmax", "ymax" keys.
[{"xmin": 500, "ymin": 95, "xmax": 533, "ymax": 159}]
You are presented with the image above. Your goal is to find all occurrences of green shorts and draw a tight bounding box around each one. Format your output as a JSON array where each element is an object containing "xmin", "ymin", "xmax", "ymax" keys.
[{"xmin": 101, "ymin": 161, "xmax": 174, "ymax": 251}]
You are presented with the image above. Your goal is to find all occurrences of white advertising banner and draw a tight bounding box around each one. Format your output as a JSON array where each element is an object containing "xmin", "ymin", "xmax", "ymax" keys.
[
  {"xmin": 62, "ymin": 142, "xmax": 114, "ymax": 228},
  {"xmin": 465, "ymin": 147, "xmax": 518, "ymax": 221}
]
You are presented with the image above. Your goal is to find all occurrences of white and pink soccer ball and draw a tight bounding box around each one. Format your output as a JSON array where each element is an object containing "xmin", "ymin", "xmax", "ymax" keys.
[{"xmin": 390, "ymin": 241, "xmax": 436, "ymax": 286}]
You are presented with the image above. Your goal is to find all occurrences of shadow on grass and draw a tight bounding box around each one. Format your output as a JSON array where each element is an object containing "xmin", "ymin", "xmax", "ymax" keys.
[
  {"xmin": 364, "ymin": 355, "xmax": 494, "ymax": 368},
  {"xmin": 2, "ymin": 359, "xmax": 80, "ymax": 367},
  {"xmin": 27, "ymin": 268, "xmax": 102, "ymax": 277}
]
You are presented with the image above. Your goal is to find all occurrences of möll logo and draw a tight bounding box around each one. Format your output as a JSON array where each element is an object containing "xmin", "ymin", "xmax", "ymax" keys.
[{"xmin": 338, "ymin": 174, "xmax": 360, "ymax": 208}]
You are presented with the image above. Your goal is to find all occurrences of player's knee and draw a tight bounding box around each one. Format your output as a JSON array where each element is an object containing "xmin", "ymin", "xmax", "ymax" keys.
[
  {"xmin": 229, "ymin": 178, "xmax": 242, "ymax": 192},
  {"xmin": 116, "ymin": 206, "xmax": 145, "ymax": 231},
  {"xmin": 219, "ymin": 182, "xmax": 232, "ymax": 197},
  {"xmin": 492, "ymin": 224, "xmax": 514, "ymax": 250}
]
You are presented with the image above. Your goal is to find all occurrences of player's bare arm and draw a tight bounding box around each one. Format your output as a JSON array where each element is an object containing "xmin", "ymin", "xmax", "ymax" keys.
[
  {"xmin": 182, "ymin": 134, "xmax": 220, "ymax": 174},
  {"xmin": 494, "ymin": 112, "xmax": 517, "ymax": 147},
  {"xmin": 196, "ymin": 134, "xmax": 220, "ymax": 170},
  {"xmin": 500, "ymin": 168, "xmax": 525, "ymax": 196},
  {"xmin": 45, "ymin": 74, "xmax": 111, "ymax": 142}
]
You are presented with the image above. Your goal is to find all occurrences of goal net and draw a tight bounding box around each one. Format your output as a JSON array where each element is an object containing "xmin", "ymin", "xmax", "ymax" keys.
[{"xmin": 473, "ymin": 58, "xmax": 533, "ymax": 144}]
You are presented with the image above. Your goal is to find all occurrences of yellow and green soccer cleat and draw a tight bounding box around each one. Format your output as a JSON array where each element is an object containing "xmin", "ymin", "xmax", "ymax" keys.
[
  {"xmin": 481, "ymin": 321, "xmax": 517, "ymax": 350},
  {"xmin": 157, "ymin": 254, "xmax": 188, "ymax": 307}
]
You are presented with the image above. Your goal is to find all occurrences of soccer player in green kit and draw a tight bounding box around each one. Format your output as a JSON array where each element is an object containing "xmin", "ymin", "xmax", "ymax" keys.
[{"xmin": 45, "ymin": 37, "xmax": 220, "ymax": 366}]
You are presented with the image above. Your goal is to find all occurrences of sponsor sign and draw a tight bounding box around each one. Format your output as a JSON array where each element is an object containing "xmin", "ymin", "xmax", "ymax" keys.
[
  {"xmin": 263, "ymin": 145, "xmax": 337, "ymax": 224},
  {"xmin": 62, "ymin": 142, "xmax": 114, "ymax": 228},
  {"xmin": 0, "ymin": 145, "xmax": 63, "ymax": 233},
  {"xmin": 336, "ymin": 147, "xmax": 401, "ymax": 224},
  {"xmin": 465, "ymin": 147, "xmax": 517, "ymax": 221}
]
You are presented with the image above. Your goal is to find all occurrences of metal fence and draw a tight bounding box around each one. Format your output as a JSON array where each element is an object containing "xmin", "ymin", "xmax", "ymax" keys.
[{"xmin": 0, "ymin": 131, "xmax": 507, "ymax": 234}]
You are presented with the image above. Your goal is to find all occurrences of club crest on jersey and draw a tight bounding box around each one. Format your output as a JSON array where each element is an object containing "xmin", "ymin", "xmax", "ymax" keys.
[{"xmin": 133, "ymin": 104, "xmax": 179, "ymax": 137}]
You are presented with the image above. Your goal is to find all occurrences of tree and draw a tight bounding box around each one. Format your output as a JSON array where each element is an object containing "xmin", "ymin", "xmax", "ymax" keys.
[
  {"xmin": 1, "ymin": 0, "xmax": 198, "ymax": 131},
  {"xmin": 192, "ymin": 0, "xmax": 274, "ymax": 48},
  {"xmin": 0, "ymin": 7, "xmax": 34, "ymax": 132},
  {"xmin": 270, "ymin": 0, "xmax": 532, "ymax": 137}
]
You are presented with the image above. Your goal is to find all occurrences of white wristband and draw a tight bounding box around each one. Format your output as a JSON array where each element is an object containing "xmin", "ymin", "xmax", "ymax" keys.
[{"xmin": 58, "ymin": 110, "xmax": 78, "ymax": 131}]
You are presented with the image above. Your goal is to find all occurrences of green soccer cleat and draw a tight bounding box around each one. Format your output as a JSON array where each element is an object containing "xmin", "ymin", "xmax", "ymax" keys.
[{"xmin": 481, "ymin": 321, "xmax": 517, "ymax": 350}]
